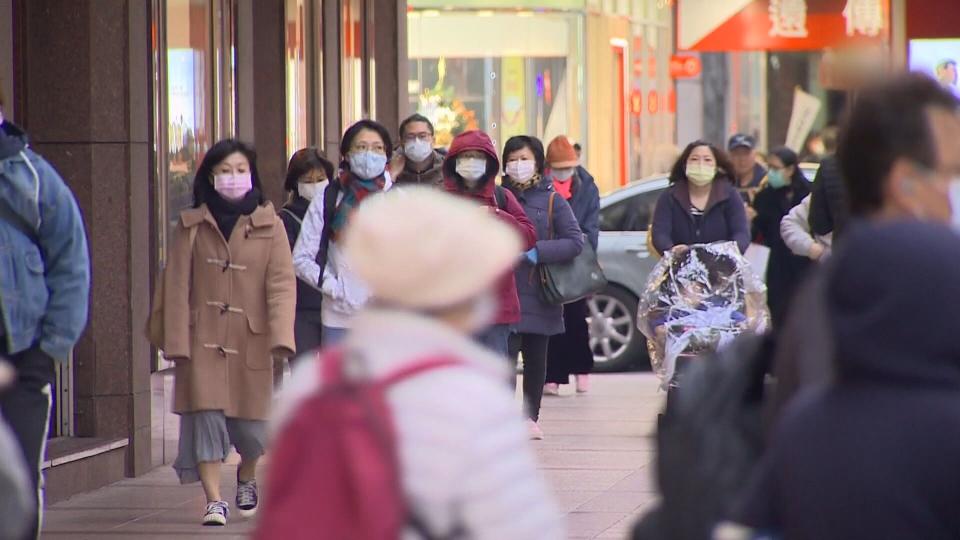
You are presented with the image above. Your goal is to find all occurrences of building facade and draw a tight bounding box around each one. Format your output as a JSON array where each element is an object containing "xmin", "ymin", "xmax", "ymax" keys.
[{"xmin": 1, "ymin": 0, "xmax": 407, "ymax": 500}]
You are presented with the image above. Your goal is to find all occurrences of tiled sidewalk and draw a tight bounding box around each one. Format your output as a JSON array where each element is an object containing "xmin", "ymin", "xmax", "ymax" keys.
[{"xmin": 41, "ymin": 373, "xmax": 663, "ymax": 539}]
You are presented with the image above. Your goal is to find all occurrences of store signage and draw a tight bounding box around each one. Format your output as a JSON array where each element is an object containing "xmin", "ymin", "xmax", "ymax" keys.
[
  {"xmin": 678, "ymin": 0, "xmax": 888, "ymax": 52},
  {"xmin": 669, "ymin": 55, "xmax": 702, "ymax": 78}
]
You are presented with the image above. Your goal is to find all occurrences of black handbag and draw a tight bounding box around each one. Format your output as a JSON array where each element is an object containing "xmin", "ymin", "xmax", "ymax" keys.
[{"xmin": 538, "ymin": 192, "xmax": 608, "ymax": 305}]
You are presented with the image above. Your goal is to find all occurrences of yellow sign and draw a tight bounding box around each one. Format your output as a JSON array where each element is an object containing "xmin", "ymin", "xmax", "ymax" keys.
[{"xmin": 500, "ymin": 57, "xmax": 526, "ymax": 146}]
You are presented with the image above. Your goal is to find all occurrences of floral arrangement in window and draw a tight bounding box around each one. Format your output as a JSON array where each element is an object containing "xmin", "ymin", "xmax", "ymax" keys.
[{"xmin": 417, "ymin": 58, "xmax": 479, "ymax": 148}]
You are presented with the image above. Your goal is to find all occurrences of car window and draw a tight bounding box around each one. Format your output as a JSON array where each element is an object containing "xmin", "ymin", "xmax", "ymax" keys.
[{"xmin": 599, "ymin": 188, "xmax": 665, "ymax": 232}]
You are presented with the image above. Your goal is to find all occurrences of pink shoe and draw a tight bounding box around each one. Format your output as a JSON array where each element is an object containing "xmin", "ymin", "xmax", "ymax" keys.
[
  {"xmin": 527, "ymin": 420, "xmax": 544, "ymax": 440},
  {"xmin": 543, "ymin": 383, "xmax": 560, "ymax": 396},
  {"xmin": 575, "ymin": 374, "xmax": 590, "ymax": 393}
]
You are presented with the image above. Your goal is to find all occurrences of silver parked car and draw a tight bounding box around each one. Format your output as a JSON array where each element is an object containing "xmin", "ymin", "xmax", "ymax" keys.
[
  {"xmin": 589, "ymin": 163, "xmax": 819, "ymax": 372},
  {"xmin": 589, "ymin": 175, "xmax": 669, "ymax": 372}
]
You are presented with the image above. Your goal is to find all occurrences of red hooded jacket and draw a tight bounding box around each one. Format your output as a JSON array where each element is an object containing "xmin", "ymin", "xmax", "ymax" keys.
[{"xmin": 442, "ymin": 130, "xmax": 537, "ymax": 325}]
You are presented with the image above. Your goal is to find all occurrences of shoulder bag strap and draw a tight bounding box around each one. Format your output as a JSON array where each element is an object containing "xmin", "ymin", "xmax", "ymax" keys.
[
  {"xmin": 280, "ymin": 207, "xmax": 303, "ymax": 226},
  {"xmin": 547, "ymin": 192, "xmax": 556, "ymax": 240}
]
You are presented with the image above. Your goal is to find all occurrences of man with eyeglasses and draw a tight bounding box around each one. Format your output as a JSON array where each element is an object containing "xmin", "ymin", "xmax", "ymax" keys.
[{"xmin": 393, "ymin": 114, "xmax": 446, "ymax": 188}]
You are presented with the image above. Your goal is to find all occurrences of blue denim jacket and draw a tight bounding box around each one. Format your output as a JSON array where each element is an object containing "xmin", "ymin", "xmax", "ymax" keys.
[{"xmin": 0, "ymin": 122, "xmax": 90, "ymax": 361}]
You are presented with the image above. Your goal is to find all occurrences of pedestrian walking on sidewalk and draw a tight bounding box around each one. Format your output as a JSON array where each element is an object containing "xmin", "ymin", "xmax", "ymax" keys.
[
  {"xmin": 543, "ymin": 135, "xmax": 600, "ymax": 395},
  {"xmin": 267, "ymin": 187, "xmax": 564, "ymax": 540},
  {"xmin": 734, "ymin": 221, "xmax": 960, "ymax": 540},
  {"xmin": 441, "ymin": 130, "xmax": 537, "ymax": 357},
  {"xmin": 502, "ymin": 135, "xmax": 583, "ymax": 439},
  {"xmin": 751, "ymin": 146, "xmax": 812, "ymax": 328},
  {"xmin": 392, "ymin": 113, "xmax": 445, "ymax": 187},
  {"xmin": 292, "ymin": 120, "xmax": 393, "ymax": 347},
  {"xmin": 279, "ymin": 148, "xmax": 335, "ymax": 359},
  {"xmin": 0, "ymin": 89, "xmax": 90, "ymax": 540},
  {"xmin": 651, "ymin": 141, "xmax": 751, "ymax": 256},
  {"xmin": 768, "ymin": 72, "xmax": 960, "ymax": 424},
  {"xmin": 159, "ymin": 139, "xmax": 296, "ymax": 526}
]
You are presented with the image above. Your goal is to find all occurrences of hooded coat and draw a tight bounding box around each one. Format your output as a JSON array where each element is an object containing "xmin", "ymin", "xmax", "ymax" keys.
[
  {"xmin": 505, "ymin": 177, "xmax": 583, "ymax": 336},
  {"xmin": 442, "ymin": 131, "xmax": 537, "ymax": 325},
  {"xmin": 738, "ymin": 221, "xmax": 960, "ymax": 540}
]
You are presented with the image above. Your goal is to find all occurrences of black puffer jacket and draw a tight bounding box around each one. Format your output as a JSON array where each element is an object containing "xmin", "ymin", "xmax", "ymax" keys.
[{"xmin": 738, "ymin": 220, "xmax": 960, "ymax": 540}]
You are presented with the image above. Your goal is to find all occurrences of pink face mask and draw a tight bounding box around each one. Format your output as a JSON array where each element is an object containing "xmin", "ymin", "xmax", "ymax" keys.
[{"xmin": 214, "ymin": 173, "xmax": 252, "ymax": 201}]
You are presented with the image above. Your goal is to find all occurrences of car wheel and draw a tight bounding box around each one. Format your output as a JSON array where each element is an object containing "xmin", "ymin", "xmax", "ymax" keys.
[{"xmin": 587, "ymin": 285, "xmax": 648, "ymax": 372}]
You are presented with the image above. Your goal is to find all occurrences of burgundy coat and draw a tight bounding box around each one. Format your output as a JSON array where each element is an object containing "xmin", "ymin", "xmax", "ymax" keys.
[{"xmin": 442, "ymin": 131, "xmax": 537, "ymax": 325}]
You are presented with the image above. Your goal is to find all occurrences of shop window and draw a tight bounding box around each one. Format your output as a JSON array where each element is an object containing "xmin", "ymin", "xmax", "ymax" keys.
[
  {"xmin": 152, "ymin": 0, "xmax": 236, "ymax": 372},
  {"xmin": 286, "ymin": 0, "xmax": 311, "ymax": 158},
  {"xmin": 341, "ymin": 0, "xmax": 364, "ymax": 128}
]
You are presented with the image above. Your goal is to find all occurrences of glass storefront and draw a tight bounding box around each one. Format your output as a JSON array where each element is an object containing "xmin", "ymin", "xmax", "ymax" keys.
[
  {"xmin": 408, "ymin": 10, "xmax": 585, "ymax": 152},
  {"xmin": 408, "ymin": 1, "xmax": 676, "ymax": 192}
]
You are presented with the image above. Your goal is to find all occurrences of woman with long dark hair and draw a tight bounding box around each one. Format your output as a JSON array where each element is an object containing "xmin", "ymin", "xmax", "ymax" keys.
[
  {"xmin": 501, "ymin": 135, "xmax": 583, "ymax": 440},
  {"xmin": 651, "ymin": 140, "xmax": 750, "ymax": 255},
  {"xmin": 292, "ymin": 120, "xmax": 393, "ymax": 346},
  {"xmin": 752, "ymin": 146, "xmax": 811, "ymax": 327},
  {"xmin": 279, "ymin": 148, "xmax": 335, "ymax": 356},
  {"xmin": 161, "ymin": 139, "xmax": 296, "ymax": 526}
]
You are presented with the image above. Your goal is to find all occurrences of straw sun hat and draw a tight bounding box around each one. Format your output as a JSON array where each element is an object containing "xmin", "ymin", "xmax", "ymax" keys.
[{"xmin": 342, "ymin": 186, "xmax": 522, "ymax": 310}]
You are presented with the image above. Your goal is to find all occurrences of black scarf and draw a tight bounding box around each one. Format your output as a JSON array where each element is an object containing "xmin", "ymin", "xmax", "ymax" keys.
[{"xmin": 207, "ymin": 188, "xmax": 262, "ymax": 241}]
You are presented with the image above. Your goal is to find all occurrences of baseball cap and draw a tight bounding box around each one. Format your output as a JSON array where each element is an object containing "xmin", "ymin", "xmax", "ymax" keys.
[{"xmin": 728, "ymin": 134, "xmax": 756, "ymax": 151}]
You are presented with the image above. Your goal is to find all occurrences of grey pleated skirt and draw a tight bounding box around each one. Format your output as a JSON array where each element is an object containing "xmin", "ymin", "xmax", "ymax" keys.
[{"xmin": 172, "ymin": 410, "xmax": 267, "ymax": 484}]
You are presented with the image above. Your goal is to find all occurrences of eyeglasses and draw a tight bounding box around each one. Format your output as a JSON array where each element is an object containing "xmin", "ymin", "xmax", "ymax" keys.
[
  {"xmin": 403, "ymin": 132, "xmax": 432, "ymax": 143},
  {"xmin": 351, "ymin": 144, "xmax": 386, "ymax": 154}
]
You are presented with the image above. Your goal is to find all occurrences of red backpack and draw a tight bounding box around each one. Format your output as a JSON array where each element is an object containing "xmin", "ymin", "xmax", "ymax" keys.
[{"xmin": 255, "ymin": 348, "xmax": 461, "ymax": 540}]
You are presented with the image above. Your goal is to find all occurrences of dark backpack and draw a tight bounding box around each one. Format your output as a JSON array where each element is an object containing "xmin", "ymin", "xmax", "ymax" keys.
[
  {"xmin": 632, "ymin": 333, "xmax": 775, "ymax": 540},
  {"xmin": 255, "ymin": 348, "xmax": 462, "ymax": 540},
  {"xmin": 314, "ymin": 181, "xmax": 341, "ymax": 286}
]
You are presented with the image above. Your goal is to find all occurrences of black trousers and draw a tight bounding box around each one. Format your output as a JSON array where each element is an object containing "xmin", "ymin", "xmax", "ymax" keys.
[
  {"xmin": 292, "ymin": 310, "xmax": 324, "ymax": 365},
  {"xmin": 508, "ymin": 333, "xmax": 550, "ymax": 422},
  {"xmin": 0, "ymin": 345, "xmax": 56, "ymax": 540},
  {"xmin": 546, "ymin": 299, "xmax": 594, "ymax": 384}
]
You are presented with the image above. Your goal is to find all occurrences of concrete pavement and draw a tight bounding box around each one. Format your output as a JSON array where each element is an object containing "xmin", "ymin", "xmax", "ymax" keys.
[{"xmin": 41, "ymin": 373, "xmax": 663, "ymax": 539}]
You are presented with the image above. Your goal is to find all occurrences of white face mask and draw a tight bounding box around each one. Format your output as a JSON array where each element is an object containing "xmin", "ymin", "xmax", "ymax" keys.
[
  {"xmin": 506, "ymin": 160, "xmax": 537, "ymax": 184},
  {"xmin": 552, "ymin": 167, "xmax": 575, "ymax": 181},
  {"xmin": 949, "ymin": 178, "xmax": 960, "ymax": 230},
  {"xmin": 456, "ymin": 158, "xmax": 488, "ymax": 183},
  {"xmin": 404, "ymin": 138, "xmax": 434, "ymax": 163},
  {"xmin": 298, "ymin": 182, "xmax": 320, "ymax": 201},
  {"xmin": 349, "ymin": 151, "xmax": 388, "ymax": 180}
]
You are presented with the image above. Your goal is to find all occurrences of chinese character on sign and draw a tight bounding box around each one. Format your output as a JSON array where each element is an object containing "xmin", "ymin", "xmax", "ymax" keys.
[
  {"xmin": 843, "ymin": 0, "xmax": 884, "ymax": 37},
  {"xmin": 769, "ymin": 0, "xmax": 809, "ymax": 38}
]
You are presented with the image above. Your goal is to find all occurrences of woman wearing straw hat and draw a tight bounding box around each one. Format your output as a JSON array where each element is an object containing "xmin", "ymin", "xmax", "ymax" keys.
[{"xmin": 274, "ymin": 187, "xmax": 565, "ymax": 539}]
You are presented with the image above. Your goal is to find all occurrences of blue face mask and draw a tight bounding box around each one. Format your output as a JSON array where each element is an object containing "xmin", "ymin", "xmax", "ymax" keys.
[
  {"xmin": 767, "ymin": 169, "xmax": 789, "ymax": 189},
  {"xmin": 349, "ymin": 151, "xmax": 388, "ymax": 180}
]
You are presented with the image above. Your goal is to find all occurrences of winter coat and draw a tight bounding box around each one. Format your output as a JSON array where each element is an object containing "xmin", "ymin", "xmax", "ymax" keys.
[
  {"xmin": 808, "ymin": 156, "xmax": 848, "ymax": 239},
  {"xmin": 752, "ymin": 180, "xmax": 812, "ymax": 327},
  {"xmin": 0, "ymin": 121, "xmax": 89, "ymax": 362},
  {"xmin": 280, "ymin": 194, "xmax": 324, "ymax": 312},
  {"xmin": 442, "ymin": 131, "xmax": 537, "ymax": 326},
  {"xmin": 651, "ymin": 178, "xmax": 750, "ymax": 255},
  {"xmin": 274, "ymin": 308, "xmax": 565, "ymax": 540},
  {"xmin": 564, "ymin": 168, "xmax": 600, "ymax": 250},
  {"xmin": 395, "ymin": 150, "xmax": 445, "ymax": 187},
  {"xmin": 779, "ymin": 195, "xmax": 832, "ymax": 260},
  {"xmin": 739, "ymin": 221, "xmax": 960, "ymax": 540},
  {"xmin": 292, "ymin": 177, "xmax": 393, "ymax": 329},
  {"xmin": 506, "ymin": 178, "xmax": 584, "ymax": 336},
  {"xmin": 163, "ymin": 202, "xmax": 296, "ymax": 420}
]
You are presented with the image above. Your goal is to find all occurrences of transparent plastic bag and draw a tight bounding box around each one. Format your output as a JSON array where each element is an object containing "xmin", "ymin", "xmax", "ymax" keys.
[{"xmin": 637, "ymin": 242, "xmax": 770, "ymax": 389}]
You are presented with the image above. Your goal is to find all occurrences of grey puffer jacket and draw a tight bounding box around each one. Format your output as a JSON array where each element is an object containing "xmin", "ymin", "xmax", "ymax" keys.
[{"xmin": 505, "ymin": 177, "xmax": 583, "ymax": 336}]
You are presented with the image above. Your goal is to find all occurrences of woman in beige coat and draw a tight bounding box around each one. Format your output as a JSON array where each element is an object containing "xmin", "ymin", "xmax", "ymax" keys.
[{"xmin": 161, "ymin": 139, "xmax": 296, "ymax": 526}]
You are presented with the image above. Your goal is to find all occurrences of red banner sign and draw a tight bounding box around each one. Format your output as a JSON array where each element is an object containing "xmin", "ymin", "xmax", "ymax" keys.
[{"xmin": 679, "ymin": 0, "xmax": 889, "ymax": 52}]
